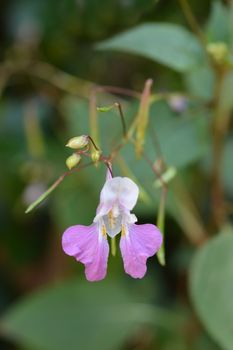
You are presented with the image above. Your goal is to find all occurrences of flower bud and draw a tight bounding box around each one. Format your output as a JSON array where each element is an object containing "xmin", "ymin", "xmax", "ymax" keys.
[
  {"xmin": 66, "ymin": 153, "xmax": 81, "ymax": 170},
  {"xmin": 207, "ymin": 42, "xmax": 229, "ymax": 64},
  {"xmin": 168, "ymin": 94, "xmax": 187, "ymax": 113},
  {"xmin": 91, "ymin": 149, "xmax": 101, "ymax": 163},
  {"xmin": 66, "ymin": 135, "xmax": 89, "ymax": 149}
]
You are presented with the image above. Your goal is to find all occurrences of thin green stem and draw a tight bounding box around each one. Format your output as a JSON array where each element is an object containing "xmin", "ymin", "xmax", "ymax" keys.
[
  {"xmin": 211, "ymin": 66, "xmax": 229, "ymax": 229},
  {"xmin": 111, "ymin": 237, "xmax": 117, "ymax": 256},
  {"xmin": 157, "ymin": 187, "xmax": 167, "ymax": 266},
  {"xmin": 25, "ymin": 162, "xmax": 93, "ymax": 213},
  {"xmin": 114, "ymin": 102, "xmax": 127, "ymax": 138},
  {"xmin": 88, "ymin": 135, "xmax": 100, "ymax": 151}
]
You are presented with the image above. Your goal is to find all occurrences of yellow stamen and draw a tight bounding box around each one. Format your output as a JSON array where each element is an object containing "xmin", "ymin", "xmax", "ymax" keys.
[
  {"xmin": 102, "ymin": 225, "xmax": 107, "ymax": 237},
  {"xmin": 108, "ymin": 210, "xmax": 116, "ymax": 229},
  {"xmin": 121, "ymin": 225, "xmax": 126, "ymax": 237}
]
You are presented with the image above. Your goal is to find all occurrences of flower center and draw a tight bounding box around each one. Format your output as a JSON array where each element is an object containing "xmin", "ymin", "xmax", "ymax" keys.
[
  {"xmin": 108, "ymin": 210, "xmax": 116, "ymax": 229},
  {"xmin": 103, "ymin": 209, "xmax": 122, "ymax": 238}
]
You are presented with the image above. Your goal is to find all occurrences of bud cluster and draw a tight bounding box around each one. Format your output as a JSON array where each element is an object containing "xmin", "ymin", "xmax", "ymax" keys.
[
  {"xmin": 65, "ymin": 135, "xmax": 89, "ymax": 170},
  {"xmin": 65, "ymin": 135, "xmax": 102, "ymax": 169}
]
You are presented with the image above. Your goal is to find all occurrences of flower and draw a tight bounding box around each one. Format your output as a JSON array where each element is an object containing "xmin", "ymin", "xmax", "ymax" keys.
[{"xmin": 62, "ymin": 174, "xmax": 162, "ymax": 281}]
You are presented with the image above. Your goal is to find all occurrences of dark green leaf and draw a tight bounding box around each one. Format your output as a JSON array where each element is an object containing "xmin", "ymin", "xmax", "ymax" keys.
[
  {"xmin": 185, "ymin": 64, "xmax": 215, "ymax": 101},
  {"xmin": 97, "ymin": 23, "xmax": 204, "ymax": 72},
  {"xmin": 1, "ymin": 279, "xmax": 184, "ymax": 350},
  {"xmin": 189, "ymin": 228, "xmax": 233, "ymax": 350},
  {"xmin": 205, "ymin": 1, "xmax": 230, "ymax": 43}
]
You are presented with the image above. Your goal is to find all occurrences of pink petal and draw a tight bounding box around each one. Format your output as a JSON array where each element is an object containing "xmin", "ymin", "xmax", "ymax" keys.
[
  {"xmin": 120, "ymin": 224, "xmax": 162, "ymax": 279},
  {"xmin": 62, "ymin": 224, "xmax": 109, "ymax": 282}
]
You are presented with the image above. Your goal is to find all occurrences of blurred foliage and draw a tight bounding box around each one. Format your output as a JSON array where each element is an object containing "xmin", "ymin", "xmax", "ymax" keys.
[
  {"xmin": 1, "ymin": 279, "xmax": 187, "ymax": 350},
  {"xmin": 1, "ymin": 0, "xmax": 233, "ymax": 350},
  {"xmin": 190, "ymin": 227, "xmax": 233, "ymax": 350}
]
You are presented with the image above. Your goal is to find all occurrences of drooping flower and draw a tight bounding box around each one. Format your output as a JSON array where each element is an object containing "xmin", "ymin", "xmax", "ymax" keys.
[{"xmin": 62, "ymin": 173, "xmax": 162, "ymax": 281}]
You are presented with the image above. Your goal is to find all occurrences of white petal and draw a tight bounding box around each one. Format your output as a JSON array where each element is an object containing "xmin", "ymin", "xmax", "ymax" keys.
[
  {"xmin": 124, "ymin": 212, "xmax": 138, "ymax": 224},
  {"xmin": 100, "ymin": 177, "xmax": 139, "ymax": 211},
  {"xmin": 94, "ymin": 201, "xmax": 112, "ymax": 222}
]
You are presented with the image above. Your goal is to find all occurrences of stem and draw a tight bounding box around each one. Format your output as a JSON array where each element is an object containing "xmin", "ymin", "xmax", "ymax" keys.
[
  {"xmin": 30, "ymin": 61, "xmax": 92, "ymax": 98},
  {"xmin": 25, "ymin": 162, "xmax": 93, "ymax": 213},
  {"xmin": 140, "ymin": 151, "xmax": 168, "ymax": 190},
  {"xmin": 111, "ymin": 237, "xmax": 117, "ymax": 256},
  {"xmin": 89, "ymin": 90, "xmax": 100, "ymax": 148},
  {"xmin": 149, "ymin": 123, "xmax": 166, "ymax": 170},
  {"xmin": 178, "ymin": 0, "xmax": 206, "ymax": 47},
  {"xmin": 135, "ymin": 79, "xmax": 153, "ymax": 157},
  {"xmin": 104, "ymin": 160, "xmax": 114, "ymax": 178},
  {"xmin": 157, "ymin": 187, "xmax": 167, "ymax": 266},
  {"xmin": 108, "ymin": 114, "xmax": 139, "ymax": 162},
  {"xmin": 171, "ymin": 178, "xmax": 208, "ymax": 246},
  {"xmin": 114, "ymin": 102, "xmax": 127, "ymax": 138},
  {"xmin": 211, "ymin": 66, "xmax": 228, "ymax": 229},
  {"xmin": 88, "ymin": 135, "xmax": 100, "ymax": 151}
]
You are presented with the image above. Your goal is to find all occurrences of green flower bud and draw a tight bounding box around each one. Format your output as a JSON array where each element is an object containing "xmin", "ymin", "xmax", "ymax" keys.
[
  {"xmin": 66, "ymin": 135, "xmax": 89, "ymax": 149},
  {"xmin": 207, "ymin": 42, "xmax": 229, "ymax": 64},
  {"xmin": 91, "ymin": 149, "xmax": 101, "ymax": 163},
  {"xmin": 66, "ymin": 153, "xmax": 81, "ymax": 170}
]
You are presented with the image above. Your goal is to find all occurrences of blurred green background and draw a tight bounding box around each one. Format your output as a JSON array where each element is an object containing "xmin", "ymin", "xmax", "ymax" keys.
[{"xmin": 1, "ymin": 0, "xmax": 233, "ymax": 349}]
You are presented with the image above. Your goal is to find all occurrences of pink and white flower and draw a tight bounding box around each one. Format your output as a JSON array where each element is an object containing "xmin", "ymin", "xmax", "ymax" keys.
[{"xmin": 62, "ymin": 174, "xmax": 162, "ymax": 281}]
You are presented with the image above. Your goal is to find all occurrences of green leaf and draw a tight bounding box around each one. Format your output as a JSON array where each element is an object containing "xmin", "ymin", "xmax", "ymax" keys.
[
  {"xmin": 189, "ymin": 228, "xmax": 233, "ymax": 350},
  {"xmin": 205, "ymin": 1, "xmax": 230, "ymax": 43},
  {"xmin": 146, "ymin": 102, "xmax": 210, "ymax": 169},
  {"xmin": 1, "ymin": 279, "xmax": 184, "ymax": 350},
  {"xmin": 96, "ymin": 104, "xmax": 115, "ymax": 112},
  {"xmin": 230, "ymin": 4, "xmax": 233, "ymax": 50},
  {"xmin": 97, "ymin": 23, "xmax": 204, "ymax": 72},
  {"xmin": 185, "ymin": 63, "xmax": 215, "ymax": 101}
]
